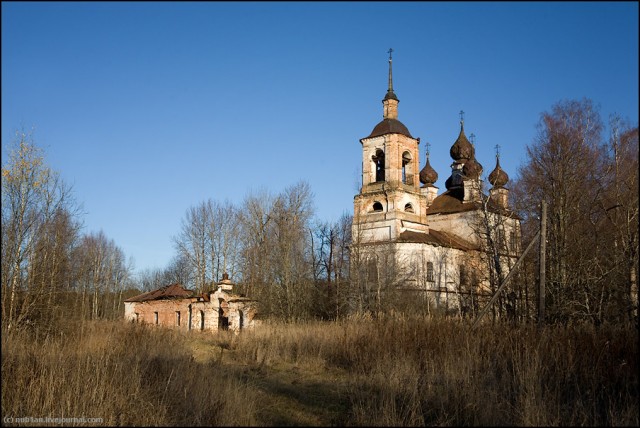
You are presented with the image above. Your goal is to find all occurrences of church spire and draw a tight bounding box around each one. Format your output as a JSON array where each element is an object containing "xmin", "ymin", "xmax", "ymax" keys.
[
  {"xmin": 384, "ymin": 48, "xmax": 398, "ymax": 102},
  {"xmin": 382, "ymin": 49, "xmax": 399, "ymax": 119},
  {"xmin": 364, "ymin": 49, "xmax": 412, "ymax": 139}
]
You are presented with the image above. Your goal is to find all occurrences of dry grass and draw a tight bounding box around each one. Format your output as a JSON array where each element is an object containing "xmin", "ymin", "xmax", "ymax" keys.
[
  {"xmin": 1, "ymin": 321, "xmax": 258, "ymax": 426},
  {"xmin": 230, "ymin": 315, "xmax": 638, "ymax": 426},
  {"xmin": 2, "ymin": 315, "xmax": 638, "ymax": 426}
]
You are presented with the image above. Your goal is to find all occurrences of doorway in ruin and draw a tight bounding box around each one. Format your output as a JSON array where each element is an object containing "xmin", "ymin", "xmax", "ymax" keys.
[
  {"xmin": 239, "ymin": 310, "xmax": 244, "ymax": 330},
  {"xmin": 218, "ymin": 298, "xmax": 229, "ymax": 330},
  {"xmin": 200, "ymin": 310, "xmax": 205, "ymax": 330}
]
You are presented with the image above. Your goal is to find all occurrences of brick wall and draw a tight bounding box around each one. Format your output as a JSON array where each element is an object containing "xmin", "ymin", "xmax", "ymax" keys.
[{"xmin": 126, "ymin": 299, "xmax": 193, "ymax": 330}]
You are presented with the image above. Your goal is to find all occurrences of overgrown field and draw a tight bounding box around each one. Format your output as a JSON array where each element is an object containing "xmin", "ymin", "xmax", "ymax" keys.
[{"xmin": 2, "ymin": 316, "xmax": 638, "ymax": 426}]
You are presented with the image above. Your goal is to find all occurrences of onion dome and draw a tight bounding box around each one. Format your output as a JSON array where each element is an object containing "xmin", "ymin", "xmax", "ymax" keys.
[
  {"xmin": 419, "ymin": 156, "xmax": 438, "ymax": 185},
  {"xmin": 445, "ymin": 171, "xmax": 463, "ymax": 190},
  {"xmin": 444, "ymin": 175, "xmax": 453, "ymax": 190},
  {"xmin": 450, "ymin": 121, "xmax": 475, "ymax": 161},
  {"xmin": 488, "ymin": 156, "xmax": 509, "ymax": 188},
  {"xmin": 462, "ymin": 157, "xmax": 483, "ymax": 179}
]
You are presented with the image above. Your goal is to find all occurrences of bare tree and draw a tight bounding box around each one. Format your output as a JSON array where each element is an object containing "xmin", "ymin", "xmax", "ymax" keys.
[
  {"xmin": 174, "ymin": 202, "xmax": 210, "ymax": 293},
  {"xmin": 512, "ymin": 98, "xmax": 638, "ymax": 324},
  {"xmin": 269, "ymin": 181, "xmax": 315, "ymax": 320},
  {"xmin": 137, "ymin": 267, "xmax": 167, "ymax": 292},
  {"xmin": 333, "ymin": 213, "xmax": 352, "ymax": 318},
  {"xmin": 312, "ymin": 212, "xmax": 352, "ymax": 318},
  {"xmin": 207, "ymin": 199, "xmax": 241, "ymax": 282},
  {"xmin": 600, "ymin": 117, "xmax": 638, "ymax": 321},
  {"xmin": 238, "ymin": 188, "xmax": 274, "ymax": 310},
  {"xmin": 72, "ymin": 231, "xmax": 130, "ymax": 321},
  {"xmin": 29, "ymin": 207, "xmax": 82, "ymax": 326},
  {"xmin": 466, "ymin": 184, "xmax": 525, "ymax": 322},
  {"xmin": 236, "ymin": 181, "xmax": 316, "ymax": 321},
  {"xmin": 162, "ymin": 253, "xmax": 194, "ymax": 287},
  {"xmin": 1, "ymin": 133, "xmax": 79, "ymax": 330}
]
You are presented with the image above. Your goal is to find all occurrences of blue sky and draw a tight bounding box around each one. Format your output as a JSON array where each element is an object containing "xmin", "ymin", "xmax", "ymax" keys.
[{"xmin": 2, "ymin": 1, "xmax": 638, "ymax": 277}]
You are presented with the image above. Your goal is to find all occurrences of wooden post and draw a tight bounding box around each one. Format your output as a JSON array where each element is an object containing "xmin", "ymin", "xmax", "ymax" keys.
[{"xmin": 538, "ymin": 200, "xmax": 547, "ymax": 326}]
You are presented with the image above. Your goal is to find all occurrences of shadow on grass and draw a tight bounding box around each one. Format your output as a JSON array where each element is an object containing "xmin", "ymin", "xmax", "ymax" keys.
[{"xmin": 216, "ymin": 363, "xmax": 352, "ymax": 427}]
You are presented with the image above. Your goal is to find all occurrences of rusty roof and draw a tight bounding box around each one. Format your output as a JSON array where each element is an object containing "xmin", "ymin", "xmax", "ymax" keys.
[
  {"xmin": 124, "ymin": 283, "xmax": 195, "ymax": 302},
  {"xmin": 397, "ymin": 229, "xmax": 478, "ymax": 251},
  {"xmin": 364, "ymin": 118, "xmax": 413, "ymax": 139},
  {"xmin": 425, "ymin": 189, "xmax": 519, "ymax": 219},
  {"xmin": 426, "ymin": 189, "xmax": 481, "ymax": 215}
]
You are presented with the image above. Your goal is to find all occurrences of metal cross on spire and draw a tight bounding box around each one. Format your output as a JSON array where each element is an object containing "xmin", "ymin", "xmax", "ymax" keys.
[
  {"xmin": 459, "ymin": 110, "xmax": 465, "ymax": 125},
  {"xmin": 470, "ymin": 133, "xmax": 476, "ymax": 146},
  {"xmin": 495, "ymin": 144, "xmax": 501, "ymax": 159},
  {"xmin": 425, "ymin": 141, "xmax": 431, "ymax": 159}
]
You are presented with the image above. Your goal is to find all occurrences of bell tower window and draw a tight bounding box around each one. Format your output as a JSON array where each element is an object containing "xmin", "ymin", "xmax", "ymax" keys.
[
  {"xmin": 404, "ymin": 203, "xmax": 414, "ymax": 213},
  {"xmin": 402, "ymin": 151, "xmax": 413, "ymax": 184},
  {"xmin": 372, "ymin": 149, "xmax": 385, "ymax": 182},
  {"xmin": 372, "ymin": 201, "xmax": 383, "ymax": 212}
]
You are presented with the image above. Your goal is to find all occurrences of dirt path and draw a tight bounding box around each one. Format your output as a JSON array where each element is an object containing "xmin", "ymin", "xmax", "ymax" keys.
[{"xmin": 186, "ymin": 334, "xmax": 352, "ymax": 426}]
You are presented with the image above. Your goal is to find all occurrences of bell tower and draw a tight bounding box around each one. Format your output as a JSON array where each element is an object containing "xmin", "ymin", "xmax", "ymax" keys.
[{"xmin": 353, "ymin": 50, "xmax": 429, "ymax": 244}]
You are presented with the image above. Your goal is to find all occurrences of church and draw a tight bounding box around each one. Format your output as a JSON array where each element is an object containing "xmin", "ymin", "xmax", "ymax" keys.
[{"xmin": 351, "ymin": 51, "xmax": 521, "ymax": 315}]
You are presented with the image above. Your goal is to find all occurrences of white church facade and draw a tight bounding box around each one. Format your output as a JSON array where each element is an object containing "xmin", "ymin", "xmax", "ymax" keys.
[{"xmin": 351, "ymin": 51, "xmax": 521, "ymax": 315}]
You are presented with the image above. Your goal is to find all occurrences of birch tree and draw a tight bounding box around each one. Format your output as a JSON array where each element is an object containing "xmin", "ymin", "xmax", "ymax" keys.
[
  {"xmin": 174, "ymin": 202, "xmax": 209, "ymax": 293},
  {"xmin": 1, "ymin": 133, "xmax": 78, "ymax": 330}
]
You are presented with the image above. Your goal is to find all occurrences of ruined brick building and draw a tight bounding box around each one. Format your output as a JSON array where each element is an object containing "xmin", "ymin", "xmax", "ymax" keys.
[
  {"xmin": 352, "ymin": 51, "xmax": 521, "ymax": 313},
  {"xmin": 124, "ymin": 273, "xmax": 258, "ymax": 332}
]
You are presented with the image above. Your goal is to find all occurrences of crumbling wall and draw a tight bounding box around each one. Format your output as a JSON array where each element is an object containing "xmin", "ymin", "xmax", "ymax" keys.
[
  {"xmin": 127, "ymin": 299, "xmax": 192, "ymax": 330},
  {"xmin": 227, "ymin": 301, "xmax": 258, "ymax": 332},
  {"xmin": 126, "ymin": 289, "xmax": 259, "ymax": 333}
]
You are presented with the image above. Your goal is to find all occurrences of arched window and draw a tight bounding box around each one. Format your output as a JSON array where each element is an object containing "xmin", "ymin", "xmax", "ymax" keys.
[
  {"xmin": 404, "ymin": 203, "xmax": 414, "ymax": 213},
  {"xmin": 372, "ymin": 149, "xmax": 385, "ymax": 182},
  {"xmin": 426, "ymin": 262, "xmax": 434, "ymax": 282},
  {"xmin": 459, "ymin": 264, "xmax": 467, "ymax": 287},
  {"xmin": 402, "ymin": 151, "xmax": 412, "ymax": 184},
  {"xmin": 372, "ymin": 201, "xmax": 383, "ymax": 212}
]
